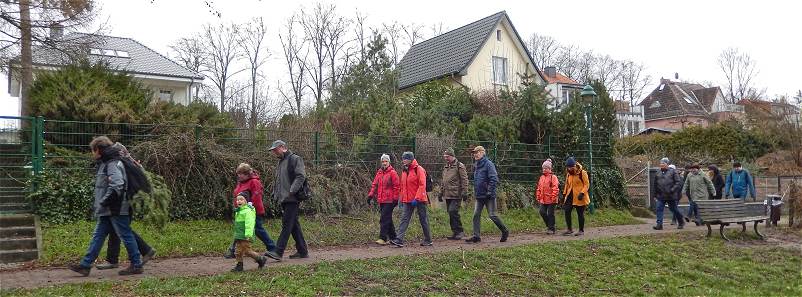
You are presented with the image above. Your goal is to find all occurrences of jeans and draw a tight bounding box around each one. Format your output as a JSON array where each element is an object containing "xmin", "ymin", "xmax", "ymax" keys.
[
  {"xmin": 80, "ymin": 215, "xmax": 142, "ymax": 268},
  {"xmin": 106, "ymin": 230, "xmax": 151, "ymax": 264},
  {"xmin": 379, "ymin": 203, "xmax": 397, "ymax": 241},
  {"xmin": 539, "ymin": 203, "xmax": 556, "ymax": 231},
  {"xmin": 275, "ymin": 202, "xmax": 308, "ymax": 256},
  {"xmin": 656, "ymin": 199, "xmax": 683, "ymax": 226},
  {"xmin": 563, "ymin": 198, "xmax": 586, "ymax": 232},
  {"xmin": 472, "ymin": 199, "xmax": 508, "ymax": 238},
  {"xmin": 446, "ymin": 199, "xmax": 464, "ymax": 235},
  {"xmin": 396, "ymin": 202, "xmax": 432, "ymax": 243},
  {"xmin": 686, "ymin": 199, "xmax": 700, "ymax": 224}
]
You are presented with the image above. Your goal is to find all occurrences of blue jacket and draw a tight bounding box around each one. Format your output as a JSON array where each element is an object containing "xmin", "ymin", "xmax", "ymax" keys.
[
  {"xmin": 724, "ymin": 169, "xmax": 756, "ymax": 199},
  {"xmin": 473, "ymin": 157, "xmax": 499, "ymax": 199}
]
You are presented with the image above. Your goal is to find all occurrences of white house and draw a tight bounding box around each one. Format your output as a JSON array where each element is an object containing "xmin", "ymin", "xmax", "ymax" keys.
[
  {"xmin": 7, "ymin": 32, "xmax": 203, "ymax": 111},
  {"xmin": 542, "ymin": 66, "xmax": 584, "ymax": 109}
]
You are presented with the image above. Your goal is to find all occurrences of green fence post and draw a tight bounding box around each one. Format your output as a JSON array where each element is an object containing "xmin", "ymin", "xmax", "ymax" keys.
[
  {"xmin": 194, "ymin": 125, "xmax": 202, "ymax": 145},
  {"xmin": 411, "ymin": 136, "xmax": 416, "ymax": 156},
  {"xmin": 492, "ymin": 141, "xmax": 498, "ymax": 161},
  {"xmin": 34, "ymin": 116, "xmax": 44, "ymax": 175},
  {"xmin": 314, "ymin": 132, "xmax": 320, "ymax": 165}
]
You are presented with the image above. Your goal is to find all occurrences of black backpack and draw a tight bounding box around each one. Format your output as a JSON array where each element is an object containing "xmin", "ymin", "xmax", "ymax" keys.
[
  {"xmin": 104, "ymin": 158, "xmax": 151, "ymax": 201},
  {"xmin": 416, "ymin": 166, "xmax": 434, "ymax": 192},
  {"xmin": 288, "ymin": 154, "xmax": 312, "ymax": 201}
]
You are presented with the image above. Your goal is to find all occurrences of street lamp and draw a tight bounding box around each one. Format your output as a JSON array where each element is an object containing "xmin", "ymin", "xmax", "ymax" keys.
[{"xmin": 580, "ymin": 84, "xmax": 597, "ymax": 214}]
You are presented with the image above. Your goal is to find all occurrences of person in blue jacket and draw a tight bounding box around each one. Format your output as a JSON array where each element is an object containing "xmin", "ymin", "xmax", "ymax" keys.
[{"xmin": 724, "ymin": 162, "xmax": 756, "ymax": 201}]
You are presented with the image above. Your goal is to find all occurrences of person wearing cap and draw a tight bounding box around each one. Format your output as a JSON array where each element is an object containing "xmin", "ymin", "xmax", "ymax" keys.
[
  {"xmin": 268, "ymin": 140, "xmax": 309, "ymax": 260},
  {"xmin": 367, "ymin": 154, "xmax": 401, "ymax": 245},
  {"xmin": 681, "ymin": 163, "xmax": 716, "ymax": 225},
  {"xmin": 652, "ymin": 157, "xmax": 684, "ymax": 230},
  {"xmin": 536, "ymin": 159, "xmax": 559, "ymax": 235},
  {"xmin": 707, "ymin": 164, "xmax": 725, "ymax": 200},
  {"xmin": 724, "ymin": 162, "xmax": 756, "ymax": 201},
  {"xmin": 438, "ymin": 148, "xmax": 469, "ymax": 240},
  {"xmin": 562, "ymin": 157, "xmax": 590, "ymax": 236},
  {"xmin": 389, "ymin": 152, "xmax": 433, "ymax": 247},
  {"xmin": 465, "ymin": 146, "xmax": 509, "ymax": 243}
]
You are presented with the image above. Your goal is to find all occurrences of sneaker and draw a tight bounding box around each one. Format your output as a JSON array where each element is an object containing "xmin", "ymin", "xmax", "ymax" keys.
[
  {"xmin": 500, "ymin": 231, "xmax": 509, "ymax": 242},
  {"xmin": 546, "ymin": 230, "xmax": 555, "ymax": 235},
  {"xmin": 375, "ymin": 239, "xmax": 388, "ymax": 245},
  {"xmin": 231, "ymin": 262, "xmax": 244, "ymax": 272},
  {"xmin": 562, "ymin": 230, "xmax": 574, "ymax": 236},
  {"xmin": 95, "ymin": 262, "xmax": 119, "ymax": 270},
  {"xmin": 118, "ymin": 265, "xmax": 143, "ymax": 276},
  {"xmin": 447, "ymin": 232, "xmax": 465, "ymax": 240},
  {"xmin": 653, "ymin": 225, "xmax": 663, "ymax": 230},
  {"xmin": 68, "ymin": 264, "xmax": 91, "ymax": 277},
  {"xmin": 257, "ymin": 256, "xmax": 267, "ymax": 269},
  {"xmin": 389, "ymin": 239, "xmax": 405, "ymax": 247},
  {"xmin": 574, "ymin": 231, "xmax": 584, "ymax": 236},
  {"xmin": 420, "ymin": 241, "xmax": 433, "ymax": 247},
  {"xmin": 464, "ymin": 236, "xmax": 481, "ymax": 243},
  {"xmin": 264, "ymin": 251, "xmax": 281, "ymax": 261},
  {"xmin": 288, "ymin": 252, "xmax": 309, "ymax": 259},
  {"xmin": 142, "ymin": 249, "xmax": 156, "ymax": 265}
]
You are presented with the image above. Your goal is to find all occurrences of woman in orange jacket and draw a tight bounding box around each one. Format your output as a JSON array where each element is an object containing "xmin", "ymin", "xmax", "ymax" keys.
[
  {"xmin": 536, "ymin": 159, "xmax": 560, "ymax": 234},
  {"xmin": 562, "ymin": 157, "xmax": 589, "ymax": 236}
]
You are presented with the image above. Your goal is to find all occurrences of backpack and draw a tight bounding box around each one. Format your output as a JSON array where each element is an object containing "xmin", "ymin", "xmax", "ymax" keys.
[
  {"xmin": 104, "ymin": 157, "xmax": 151, "ymax": 202},
  {"xmin": 416, "ymin": 166, "xmax": 434, "ymax": 192},
  {"xmin": 288, "ymin": 154, "xmax": 313, "ymax": 201}
]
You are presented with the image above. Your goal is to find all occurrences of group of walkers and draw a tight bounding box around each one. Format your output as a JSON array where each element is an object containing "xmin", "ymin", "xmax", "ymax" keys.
[{"xmin": 651, "ymin": 157, "xmax": 757, "ymax": 230}]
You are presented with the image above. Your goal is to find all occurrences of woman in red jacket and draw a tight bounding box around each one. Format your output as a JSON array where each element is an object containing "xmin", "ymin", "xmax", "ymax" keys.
[
  {"xmin": 225, "ymin": 163, "xmax": 279, "ymax": 260},
  {"xmin": 367, "ymin": 154, "xmax": 401, "ymax": 245},
  {"xmin": 536, "ymin": 159, "xmax": 560, "ymax": 234}
]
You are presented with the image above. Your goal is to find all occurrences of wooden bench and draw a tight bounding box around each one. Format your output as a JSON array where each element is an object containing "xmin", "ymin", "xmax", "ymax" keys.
[{"xmin": 696, "ymin": 199, "xmax": 767, "ymax": 241}]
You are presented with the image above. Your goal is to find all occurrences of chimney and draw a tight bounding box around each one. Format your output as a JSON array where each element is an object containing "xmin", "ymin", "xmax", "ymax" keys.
[
  {"xmin": 674, "ymin": 72, "xmax": 679, "ymax": 80},
  {"xmin": 544, "ymin": 66, "xmax": 557, "ymax": 78},
  {"xmin": 49, "ymin": 23, "xmax": 64, "ymax": 40}
]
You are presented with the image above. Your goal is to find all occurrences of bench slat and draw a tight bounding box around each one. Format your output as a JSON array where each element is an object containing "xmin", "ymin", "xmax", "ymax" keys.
[{"xmin": 719, "ymin": 216, "xmax": 768, "ymax": 224}]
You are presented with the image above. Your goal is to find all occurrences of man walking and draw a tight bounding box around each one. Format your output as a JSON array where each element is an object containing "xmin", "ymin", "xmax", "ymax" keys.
[
  {"xmin": 69, "ymin": 136, "xmax": 144, "ymax": 276},
  {"xmin": 390, "ymin": 152, "xmax": 433, "ymax": 247},
  {"xmin": 268, "ymin": 140, "xmax": 309, "ymax": 260},
  {"xmin": 681, "ymin": 163, "xmax": 716, "ymax": 225},
  {"xmin": 724, "ymin": 162, "xmax": 757, "ymax": 201},
  {"xmin": 438, "ymin": 148, "xmax": 469, "ymax": 240},
  {"xmin": 652, "ymin": 158, "xmax": 684, "ymax": 230},
  {"xmin": 465, "ymin": 146, "xmax": 509, "ymax": 243}
]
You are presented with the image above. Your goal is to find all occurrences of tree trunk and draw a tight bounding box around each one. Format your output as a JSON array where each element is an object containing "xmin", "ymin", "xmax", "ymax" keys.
[
  {"xmin": 250, "ymin": 70, "xmax": 257, "ymax": 130},
  {"xmin": 19, "ymin": 0, "xmax": 33, "ymax": 116}
]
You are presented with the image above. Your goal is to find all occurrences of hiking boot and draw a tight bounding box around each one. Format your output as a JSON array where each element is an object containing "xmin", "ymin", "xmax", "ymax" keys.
[
  {"xmin": 118, "ymin": 265, "xmax": 143, "ymax": 276},
  {"xmin": 574, "ymin": 231, "xmax": 584, "ymax": 236},
  {"xmin": 465, "ymin": 236, "xmax": 481, "ymax": 243},
  {"xmin": 546, "ymin": 230, "xmax": 555, "ymax": 235},
  {"xmin": 562, "ymin": 230, "xmax": 574, "ymax": 236},
  {"xmin": 264, "ymin": 251, "xmax": 281, "ymax": 261},
  {"xmin": 653, "ymin": 225, "xmax": 663, "ymax": 230},
  {"xmin": 447, "ymin": 232, "xmax": 465, "ymax": 240},
  {"xmin": 68, "ymin": 264, "xmax": 90, "ymax": 277},
  {"xmin": 420, "ymin": 241, "xmax": 433, "ymax": 247},
  {"xmin": 224, "ymin": 248, "xmax": 235, "ymax": 259},
  {"xmin": 389, "ymin": 239, "xmax": 405, "ymax": 247},
  {"xmin": 231, "ymin": 262, "xmax": 244, "ymax": 272},
  {"xmin": 288, "ymin": 252, "xmax": 309, "ymax": 259},
  {"xmin": 684, "ymin": 216, "xmax": 690, "ymax": 223},
  {"xmin": 375, "ymin": 239, "xmax": 388, "ymax": 245},
  {"xmin": 257, "ymin": 256, "xmax": 267, "ymax": 269},
  {"xmin": 677, "ymin": 223, "xmax": 684, "ymax": 230},
  {"xmin": 142, "ymin": 249, "xmax": 156, "ymax": 265},
  {"xmin": 95, "ymin": 262, "xmax": 118, "ymax": 270},
  {"xmin": 500, "ymin": 231, "xmax": 509, "ymax": 242}
]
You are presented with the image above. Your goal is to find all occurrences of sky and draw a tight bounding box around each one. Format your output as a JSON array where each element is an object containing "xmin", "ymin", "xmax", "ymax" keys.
[{"xmin": 2, "ymin": 0, "xmax": 801, "ymax": 116}]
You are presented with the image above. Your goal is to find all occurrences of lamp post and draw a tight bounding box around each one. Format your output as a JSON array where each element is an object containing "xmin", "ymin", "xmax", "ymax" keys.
[{"xmin": 580, "ymin": 85, "xmax": 597, "ymax": 214}]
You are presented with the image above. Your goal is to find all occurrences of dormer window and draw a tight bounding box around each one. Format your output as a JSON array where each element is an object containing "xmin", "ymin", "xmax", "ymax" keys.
[
  {"xmin": 89, "ymin": 48, "xmax": 102, "ymax": 55},
  {"xmin": 103, "ymin": 49, "xmax": 116, "ymax": 56},
  {"xmin": 650, "ymin": 101, "xmax": 661, "ymax": 109},
  {"xmin": 115, "ymin": 50, "xmax": 130, "ymax": 58}
]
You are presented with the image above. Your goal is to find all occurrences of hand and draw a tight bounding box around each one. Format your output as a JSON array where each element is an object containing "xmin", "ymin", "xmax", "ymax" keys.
[
  {"xmin": 578, "ymin": 193, "xmax": 585, "ymax": 201},
  {"xmin": 366, "ymin": 197, "xmax": 374, "ymax": 205},
  {"xmin": 437, "ymin": 194, "xmax": 443, "ymax": 202}
]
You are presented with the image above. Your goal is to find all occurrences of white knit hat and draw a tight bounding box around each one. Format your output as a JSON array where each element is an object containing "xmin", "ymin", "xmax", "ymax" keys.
[{"xmin": 380, "ymin": 154, "xmax": 390, "ymax": 162}]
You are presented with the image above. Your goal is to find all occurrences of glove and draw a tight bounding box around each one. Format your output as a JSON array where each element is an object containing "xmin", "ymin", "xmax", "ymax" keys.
[
  {"xmin": 461, "ymin": 193, "xmax": 468, "ymax": 202},
  {"xmin": 410, "ymin": 199, "xmax": 418, "ymax": 206},
  {"xmin": 367, "ymin": 196, "xmax": 374, "ymax": 205},
  {"xmin": 577, "ymin": 193, "xmax": 585, "ymax": 201}
]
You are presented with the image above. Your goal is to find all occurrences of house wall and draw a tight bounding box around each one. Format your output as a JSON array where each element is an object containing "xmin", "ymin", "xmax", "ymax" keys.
[
  {"xmin": 461, "ymin": 19, "xmax": 542, "ymax": 92},
  {"xmin": 645, "ymin": 116, "xmax": 710, "ymax": 130},
  {"xmin": 617, "ymin": 105, "xmax": 645, "ymax": 137}
]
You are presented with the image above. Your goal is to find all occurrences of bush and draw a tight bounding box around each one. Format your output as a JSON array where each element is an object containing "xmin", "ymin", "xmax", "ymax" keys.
[{"xmin": 27, "ymin": 169, "xmax": 93, "ymax": 224}]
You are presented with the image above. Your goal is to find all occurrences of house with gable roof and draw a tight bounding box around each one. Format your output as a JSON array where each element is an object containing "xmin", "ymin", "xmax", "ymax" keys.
[{"xmin": 639, "ymin": 78, "xmax": 742, "ymax": 131}]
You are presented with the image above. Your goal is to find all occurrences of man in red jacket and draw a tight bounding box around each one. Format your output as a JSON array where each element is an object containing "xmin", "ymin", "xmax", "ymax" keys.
[
  {"xmin": 367, "ymin": 154, "xmax": 401, "ymax": 245},
  {"xmin": 389, "ymin": 152, "xmax": 433, "ymax": 248},
  {"xmin": 225, "ymin": 163, "xmax": 278, "ymax": 260}
]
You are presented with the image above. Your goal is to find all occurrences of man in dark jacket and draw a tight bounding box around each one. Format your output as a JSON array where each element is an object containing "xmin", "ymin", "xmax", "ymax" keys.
[
  {"xmin": 465, "ymin": 146, "xmax": 509, "ymax": 243},
  {"xmin": 652, "ymin": 158, "xmax": 684, "ymax": 230},
  {"xmin": 438, "ymin": 148, "xmax": 469, "ymax": 240},
  {"xmin": 69, "ymin": 136, "xmax": 144, "ymax": 276},
  {"xmin": 269, "ymin": 140, "xmax": 308, "ymax": 260}
]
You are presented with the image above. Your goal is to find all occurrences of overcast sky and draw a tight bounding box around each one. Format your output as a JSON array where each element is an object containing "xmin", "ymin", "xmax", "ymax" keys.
[{"xmin": 2, "ymin": 0, "xmax": 800, "ymax": 116}]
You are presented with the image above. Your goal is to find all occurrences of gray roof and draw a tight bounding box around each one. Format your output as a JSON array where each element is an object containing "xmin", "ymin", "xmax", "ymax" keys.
[
  {"xmin": 30, "ymin": 33, "xmax": 203, "ymax": 80},
  {"xmin": 397, "ymin": 11, "xmax": 542, "ymax": 90}
]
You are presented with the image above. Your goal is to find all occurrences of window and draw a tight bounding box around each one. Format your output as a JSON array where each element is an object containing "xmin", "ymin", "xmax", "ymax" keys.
[
  {"xmin": 562, "ymin": 89, "xmax": 571, "ymax": 104},
  {"xmin": 496, "ymin": 30, "xmax": 501, "ymax": 41},
  {"xmin": 650, "ymin": 100, "xmax": 661, "ymax": 109},
  {"xmin": 492, "ymin": 56, "xmax": 507, "ymax": 85},
  {"xmin": 658, "ymin": 84, "xmax": 665, "ymax": 91},
  {"xmin": 684, "ymin": 96, "xmax": 694, "ymax": 104},
  {"xmin": 89, "ymin": 48, "xmax": 102, "ymax": 55},
  {"xmin": 115, "ymin": 50, "xmax": 130, "ymax": 58},
  {"xmin": 634, "ymin": 121, "xmax": 640, "ymax": 133},
  {"xmin": 159, "ymin": 89, "xmax": 173, "ymax": 102},
  {"xmin": 103, "ymin": 49, "xmax": 116, "ymax": 56}
]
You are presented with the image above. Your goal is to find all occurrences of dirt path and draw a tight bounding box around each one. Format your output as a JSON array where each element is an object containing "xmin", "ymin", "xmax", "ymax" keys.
[{"xmin": 1, "ymin": 221, "xmax": 713, "ymax": 290}]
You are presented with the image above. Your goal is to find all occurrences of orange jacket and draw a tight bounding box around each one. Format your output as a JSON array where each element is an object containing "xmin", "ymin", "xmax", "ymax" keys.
[
  {"xmin": 536, "ymin": 170, "xmax": 560, "ymax": 205},
  {"xmin": 563, "ymin": 163, "xmax": 590, "ymax": 206},
  {"xmin": 400, "ymin": 159, "xmax": 428, "ymax": 203}
]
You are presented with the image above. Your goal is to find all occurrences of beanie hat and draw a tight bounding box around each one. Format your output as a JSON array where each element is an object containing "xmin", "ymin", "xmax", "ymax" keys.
[
  {"xmin": 660, "ymin": 157, "xmax": 670, "ymax": 165},
  {"xmin": 380, "ymin": 154, "xmax": 390, "ymax": 162},
  {"xmin": 542, "ymin": 158, "xmax": 553, "ymax": 170},
  {"xmin": 668, "ymin": 164, "xmax": 676, "ymax": 170},
  {"xmin": 402, "ymin": 151, "xmax": 415, "ymax": 161},
  {"xmin": 565, "ymin": 157, "xmax": 576, "ymax": 167},
  {"xmin": 443, "ymin": 148, "xmax": 455, "ymax": 157}
]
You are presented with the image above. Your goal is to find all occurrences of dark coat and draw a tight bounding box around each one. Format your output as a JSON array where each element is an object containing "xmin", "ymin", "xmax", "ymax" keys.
[
  {"xmin": 473, "ymin": 157, "xmax": 499, "ymax": 200},
  {"xmin": 273, "ymin": 150, "xmax": 306, "ymax": 204},
  {"xmin": 652, "ymin": 168, "xmax": 682, "ymax": 201}
]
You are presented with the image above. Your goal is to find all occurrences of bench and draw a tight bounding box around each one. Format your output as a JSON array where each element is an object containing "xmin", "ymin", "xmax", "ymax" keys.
[{"xmin": 696, "ymin": 199, "xmax": 767, "ymax": 241}]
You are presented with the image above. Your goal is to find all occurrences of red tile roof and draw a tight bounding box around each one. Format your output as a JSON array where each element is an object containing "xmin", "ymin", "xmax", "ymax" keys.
[{"xmin": 543, "ymin": 72, "xmax": 581, "ymax": 85}]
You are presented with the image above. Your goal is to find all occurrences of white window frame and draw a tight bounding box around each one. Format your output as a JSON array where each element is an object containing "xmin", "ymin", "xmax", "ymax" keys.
[
  {"xmin": 159, "ymin": 89, "xmax": 174, "ymax": 102},
  {"xmin": 115, "ymin": 50, "xmax": 130, "ymax": 58},
  {"xmin": 492, "ymin": 56, "xmax": 508, "ymax": 85}
]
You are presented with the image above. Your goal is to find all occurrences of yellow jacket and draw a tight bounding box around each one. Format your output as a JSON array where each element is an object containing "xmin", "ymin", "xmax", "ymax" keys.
[{"xmin": 563, "ymin": 163, "xmax": 590, "ymax": 206}]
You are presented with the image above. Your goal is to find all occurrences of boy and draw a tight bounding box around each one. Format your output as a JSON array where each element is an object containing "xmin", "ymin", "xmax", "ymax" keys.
[{"xmin": 232, "ymin": 191, "xmax": 268, "ymax": 272}]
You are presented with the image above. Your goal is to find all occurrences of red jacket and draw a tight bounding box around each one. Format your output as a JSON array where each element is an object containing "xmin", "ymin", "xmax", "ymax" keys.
[
  {"xmin": 536, "ymin": 170, "xmax": 560, "ymax": 205},
  {"xmin": 368, "ymin": 165, "xmax": 401, "ymax": 204},
  {"xmin": 400, "ymin": 160, "xmax": 428, "ymax": 203},
  {"xmin": 233, "ymin": 172, "xmax": 265, "ymax": 216}
]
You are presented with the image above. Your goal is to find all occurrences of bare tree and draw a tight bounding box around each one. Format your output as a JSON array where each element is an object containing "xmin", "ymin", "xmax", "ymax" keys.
[
  {"xmin": 1, "ymin": 0, "xmax": 96, "ymax": 116},
  {"xmin": 382, "ymin": 21, "xmax": 402, "ymax": 66},
  {"xmin": 429, "ymin": 22, "xmax": 445, "ymax": 37},
  {"xmin": 718, "ymin": 47, "xmax": 759, "ymax": 103},
  {"xmin": 353, "ymin": 10, "xmax": 368, "ymax": 60},
  {"xmin": 279, "ymin": 13, "xmax": 308, "ymax": 116},
  {"xmin": 554, "ymin": 44, "xmax": 582, "ymax": 80},
  {"xmin": 238, "ymin": 17, "xmax": 270, "ymax": 129},
  {"xmin": 401, "ymin": 22, "xmax": 424, "ymax": 47},
  {"xmin": 323, "ymin": 10, "xmax": 350, "ymax": 93},
  {"xmin": 619, "ymin": 60, "xmax": 652, "ymax": 106},
  {"xmin": 300, "ymin": 3, "xmax": 334, "ymax": 108},
  {"xmin": 200, "ymin": 22, "xmax": 244, "ymax": 112},
  {"xmin": 170, "ymin": 36, "xmax": 207, "ymax": 102},
  {"xmin": 527, "ymin": 33, "xmax": 560, "ymax": 70}
]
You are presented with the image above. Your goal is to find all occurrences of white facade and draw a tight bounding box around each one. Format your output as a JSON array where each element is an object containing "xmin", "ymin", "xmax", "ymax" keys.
[{"xmin": 617, "ymin": 105, "xmax": 646, "ymax": 137}]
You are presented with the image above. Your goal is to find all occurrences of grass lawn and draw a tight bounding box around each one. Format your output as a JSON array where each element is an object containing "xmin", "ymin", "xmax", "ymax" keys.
[
  {"xmin": 39, "ymin": 207, "xmax": 638, "ymax": 266},
  {"xmin": 8, "ymin": 232, "xmax": 801, "ymax": 296}
]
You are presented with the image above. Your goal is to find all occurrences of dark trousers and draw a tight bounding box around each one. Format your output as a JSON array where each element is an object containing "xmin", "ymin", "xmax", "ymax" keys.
[
  {"xmin": 446, "ymin": 199, "xmax": 464, "ymax": 235},
  {"xmin": 472, "ymin": 198, "xmax": 507, "ymax": 238},
  {"xmin": 539, "ymin": 203, "xmax": 556, "ymax": 231},
  {"xmin": 106, "ymin": 229, "xmax": 152, "ymax": 264},
  {"xmin": 656, "ymin": 199, "xmax": 683, "ymax": 226},
  {"xmin": 379, "ymin": 203, "xmax": 397, "ymax": 241},
  {"xmin": 563, "ymin": 198, "xmax": 585, "ymax": 232},
  {"xmin": 275, "ymin": 202, "xmax": 308, "ymax": 256}
]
